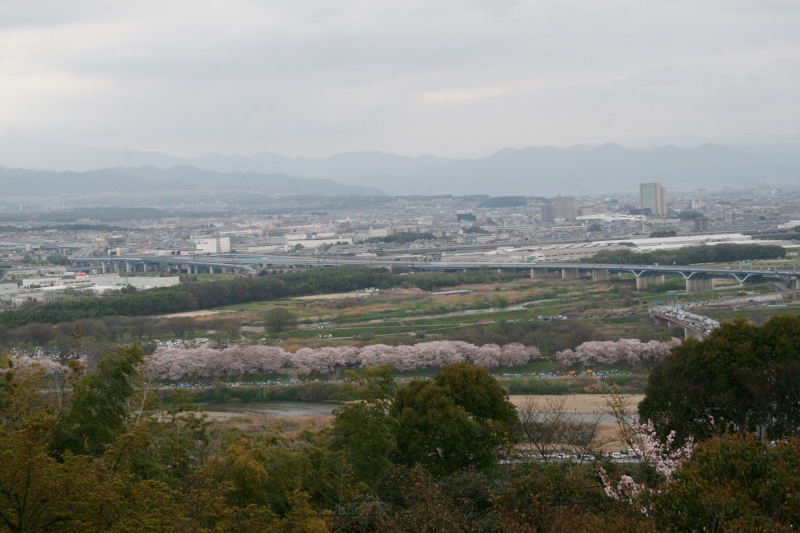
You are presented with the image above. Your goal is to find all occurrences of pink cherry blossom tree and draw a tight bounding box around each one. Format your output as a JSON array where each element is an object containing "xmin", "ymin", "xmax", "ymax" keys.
[
  {"xmin": 555, "ymin": 338, "xmax": 681, "ymax": 368},
  {"xmin": 143, "ymin": 340, "xmax": 539, "ymax": 381}
]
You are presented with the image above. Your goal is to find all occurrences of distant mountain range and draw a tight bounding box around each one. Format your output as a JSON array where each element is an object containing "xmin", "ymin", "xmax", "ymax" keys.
[
  {"xmin": 2, "ymin": 134, "xmax": 799, "ymax": 196},
  {"xmin": 0, "ymin": 165, "xmax": 383, "ymax": 197}
]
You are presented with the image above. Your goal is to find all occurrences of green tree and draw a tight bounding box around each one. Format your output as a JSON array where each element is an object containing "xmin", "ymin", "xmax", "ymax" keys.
[
  {"xmin": 168, "ymin": 316, "xmax": 196, "ymax": 338},
  {"xmin": 218, "ymin": 322, "xmax": 241, "ymax": 341},
  {"xmin": 331, "ymin": 365, "xmax": 397, "ymax": 486},
  {"xmin": 494, "ymin": 462, "xmax": 613, "ymax": 532},
  {"xmin": 49, "ymin": 345, "xmax": 144, "ymax": 457},
  {"xmin": 131, "ymin": 390, "xmax": 212, "ymax": 487},
  {"xmin": 391, "ymin": 363, "xmax": 520, "ymax": 476},
  {"xmin": 654, "ymin": 435, "xmax": 800, "ymax": 531},
  {"xmin": 678, "ymin": 210, "xmax": 704, "ymax": 221},
  {"xmin": 264, "ymin": 308, "xmax": 297, "ymax": 333},
  {"xmin": 640, "ymin": 315, "xmax": 800, "ymax": 444}
]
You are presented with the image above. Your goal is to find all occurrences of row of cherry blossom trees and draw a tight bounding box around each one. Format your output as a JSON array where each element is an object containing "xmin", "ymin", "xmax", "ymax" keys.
[
  {"xmin": 555, "ymin": 338, "xmax": 681, "ymax": 368},
  {"xmin": 145, "ymin": 341, "xmax": 540, "ymax": 381},
  {"xmin": 12, "ymin": 337, "xmax": 682, "ymax": 382}
]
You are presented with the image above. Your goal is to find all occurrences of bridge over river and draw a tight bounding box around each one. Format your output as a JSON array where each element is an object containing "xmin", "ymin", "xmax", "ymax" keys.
[
  {"xmin": 71, "ymin": 255, "xmax": 800, "ymax": 293},
  {"xmin": 651, "ymin": 306, "xmax": 720, "ymax": 340}
]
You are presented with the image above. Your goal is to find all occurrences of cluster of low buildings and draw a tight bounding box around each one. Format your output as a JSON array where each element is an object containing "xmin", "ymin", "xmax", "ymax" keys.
[{"xmin": 0, "ymin": 181, "xmax": 798, "ymax": 288}]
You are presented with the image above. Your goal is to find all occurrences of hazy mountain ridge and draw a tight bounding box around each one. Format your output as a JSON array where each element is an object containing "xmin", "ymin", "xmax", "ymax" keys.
[
  {"xmin": 379, "ymin": 143, "xmax": 799, "ymax": 196},
  {"xmin": 0, "ymin": 165, "xmax": 383, "ymax": 197},
  {"xmin": 2, "ymin": 134, "xmax": 799, "ymax": 196}
]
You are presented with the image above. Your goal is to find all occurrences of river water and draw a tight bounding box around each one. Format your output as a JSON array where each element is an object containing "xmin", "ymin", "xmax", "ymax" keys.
[{"xmin": 198, "ymin": 401, "xmax": 337, "ymax": 418}]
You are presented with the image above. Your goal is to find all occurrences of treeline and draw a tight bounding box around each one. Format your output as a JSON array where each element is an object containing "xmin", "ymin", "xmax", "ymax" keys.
[
  {"xmin": 0, "ymin": 315, "xmax": 243, "ymax": 357},
  {"xmin": 177, "ymin": 381, "xmax": 342, "ymax": 403},
  {"xmin": 0, "ymin": 224, "xmax": 124, "ymax": 233},
  {"xmin": 0, "ymin": 206, "xmax": 170, "ymax": 223},
  {"xmin": 506, "ymin": 374, "xmax": 644, "ymax": 395},
  {"xmin": 649, "ymin": 229, "xmax": 677, "ymax": 238},
  {"xmin": 754, "ymin": 230, "xmax": 800, "ymax": 241},
  {"xmin": 477, "ymin": 196, "xmax": 527, "ymax": 208},
  {"xmin": 366, "ymin": 232, "xmax": 437, "ymax": 244},
  {"xmin": 0, "ymin": 267, "xmax": 524, "ymax": 327},
  {"xmin": 588, "ymin": 243, "xmax": 785, "ymax": 265},
  {"xmin": 445, "ymin": 318, "xmax": 597, "ymax": 356}
]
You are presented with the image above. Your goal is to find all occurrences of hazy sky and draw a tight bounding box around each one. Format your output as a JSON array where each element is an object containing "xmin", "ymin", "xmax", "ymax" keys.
[{"xmin": 2, "ymin": 0, "xmax": 799, "ymax": 158}]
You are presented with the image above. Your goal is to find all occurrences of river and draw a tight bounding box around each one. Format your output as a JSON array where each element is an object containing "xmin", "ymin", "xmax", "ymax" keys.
[{"xmin": 198, "ymin": 401, "xmax": 337, "ymax": 418}]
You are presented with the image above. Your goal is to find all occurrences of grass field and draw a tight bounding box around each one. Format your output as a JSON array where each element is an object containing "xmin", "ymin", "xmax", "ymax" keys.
[{"xmin": 154, "ymin": 264, "xmax": 799, "ymax": 358}]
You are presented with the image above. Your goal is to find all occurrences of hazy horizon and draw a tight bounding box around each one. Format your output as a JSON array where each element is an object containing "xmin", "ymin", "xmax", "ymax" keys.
[
  {"xmin": 2, "ymin": 1, "xmax": 799, "ymax": 159},
  {"xmin": 3, "ymin": 131, "xmax": 800, "ymax": 163}
]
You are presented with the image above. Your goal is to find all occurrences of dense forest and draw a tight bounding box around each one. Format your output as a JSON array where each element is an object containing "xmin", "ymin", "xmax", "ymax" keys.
[
  {"xmin": 588, "ymin": 243, "xmax": 785, "ymax": 265},
  {"xmin": 1, "ymin": 315, "xmax": 800, "ymax": 531}
]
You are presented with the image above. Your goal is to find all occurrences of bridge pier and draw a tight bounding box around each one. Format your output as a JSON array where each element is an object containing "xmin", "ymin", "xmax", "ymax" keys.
[
  {"xmin": 686, "ymin": 278, "xmax": 714, "ymax": 293},
  {"xmin": 772, "ymin": 277, "xmax": 798, "ymax": 291},
  {"xmin": 636, "ymin": 275, "xmax": 665, "ymax": 291},
  {"xmin": 530, "ymin": 268, "xmax": 549, "ymax": 279},
  {"xmin": 654, "ymin": 313, "xmax": 687, "ymax": 337},
  {"xmin": 651, "ymin": 311, "xmax": 665, "ymax": 324},
  {"xmin": 685, "ymin": 328, "xmax": 704, "ymax": 341},
  {"xmin": 561, "ymin": 268, "xmax": 581, "ymax": 280},
  {"xmin": 592, "ymin": 269, "xmax": 619, "ymax": 282}
]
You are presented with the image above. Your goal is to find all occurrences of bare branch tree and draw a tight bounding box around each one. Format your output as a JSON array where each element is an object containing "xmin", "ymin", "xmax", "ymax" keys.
[
  {"xmin": 518, "ymin": 395, "xmax": 568, "ymax": 461},
  {"xmin": 561, "ymin": 413, "xmax": 614, "ymax": 463}
]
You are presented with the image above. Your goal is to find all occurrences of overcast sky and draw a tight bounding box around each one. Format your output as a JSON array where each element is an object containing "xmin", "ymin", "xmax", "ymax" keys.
[{"xmin": 1, "ymin": 0, "xmax": 799, "ymax": 158}]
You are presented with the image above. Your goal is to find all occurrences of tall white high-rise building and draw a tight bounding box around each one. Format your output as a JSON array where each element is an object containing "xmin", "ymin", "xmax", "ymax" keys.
[{"xmin": 640, "ymin": 183, "xmax": 667, "ymax": 216}]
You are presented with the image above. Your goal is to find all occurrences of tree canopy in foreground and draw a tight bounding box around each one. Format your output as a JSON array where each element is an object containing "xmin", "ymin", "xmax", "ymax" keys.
[
  {"xmin": 640, "ymin": 314, "xmax": 800, "ymax": 444},
  {"xmin": 2, "ymin": 337, "xmax": 800, "ymax": 532}
]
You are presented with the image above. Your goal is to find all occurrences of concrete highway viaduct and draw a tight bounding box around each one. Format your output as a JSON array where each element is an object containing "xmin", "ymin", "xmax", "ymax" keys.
[{"xmin": 70, "ymin": 255, "xmax": 800, "ymax": 293}]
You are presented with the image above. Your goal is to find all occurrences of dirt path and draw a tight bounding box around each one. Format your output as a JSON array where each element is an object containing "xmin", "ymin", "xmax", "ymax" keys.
[
  {"xmin": 159, "ymin": 309, "xmax": 226, "ymax": 318},
  {"xmin": 293, "ymin": 292, "xmax": 376, "ymax": 300},
  {"xmin": 509, "ymin": 394, "xmax": 644, "ymax": 414}
]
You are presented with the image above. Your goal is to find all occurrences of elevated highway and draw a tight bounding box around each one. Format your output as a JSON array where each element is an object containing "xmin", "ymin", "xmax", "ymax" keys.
[{"xmin": 70, "ymin": 255, "xmax": 799, "ymax": 292}]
